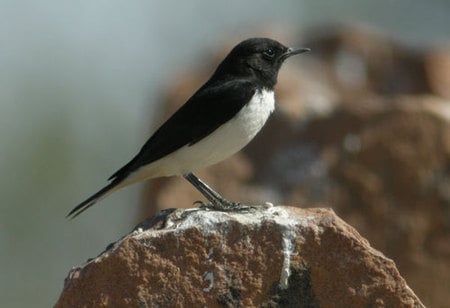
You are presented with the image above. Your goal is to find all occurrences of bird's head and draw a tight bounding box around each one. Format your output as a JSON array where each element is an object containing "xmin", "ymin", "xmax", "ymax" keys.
[{"xmin": 214, "ymin": 38, "xmax": 310, "ymax": 88}]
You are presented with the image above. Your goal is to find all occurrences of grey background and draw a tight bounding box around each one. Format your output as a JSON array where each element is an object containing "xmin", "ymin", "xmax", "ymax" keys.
[{"xmin": 1, "ymin": 0, "xmax": 449, "ymax": 306}]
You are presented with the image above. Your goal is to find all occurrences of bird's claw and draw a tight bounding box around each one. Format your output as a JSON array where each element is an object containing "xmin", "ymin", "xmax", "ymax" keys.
[
  {"xmin": 193, "ymin": 200, "xmax": 212, "ymax": 210},
  {"xmin": 193, "ymin": 199, "xmax": 256, "ymax": 212}
]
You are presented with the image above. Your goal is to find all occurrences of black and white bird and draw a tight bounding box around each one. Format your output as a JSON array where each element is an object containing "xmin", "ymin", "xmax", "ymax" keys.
[{"xmin": 68, "ymin": 38, "xmax": 309, "ymax": 218}]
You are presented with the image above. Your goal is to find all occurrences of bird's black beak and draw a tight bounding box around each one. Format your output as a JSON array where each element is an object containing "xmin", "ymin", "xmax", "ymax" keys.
[{"xmin": 281, "ymin": 47, "xmax": 311, "ymax": 60}]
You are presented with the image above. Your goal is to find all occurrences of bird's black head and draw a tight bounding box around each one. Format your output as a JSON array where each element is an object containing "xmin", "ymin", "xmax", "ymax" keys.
[{"xmin": 213, "ymin": 38, "xmax": 310, "ymax": 88}]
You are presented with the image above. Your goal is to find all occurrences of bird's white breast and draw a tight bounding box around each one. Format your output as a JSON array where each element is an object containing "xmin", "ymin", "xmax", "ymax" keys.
[{"xmin": 126, "ymin": 89, "xmax": 275, "ymax": 183}]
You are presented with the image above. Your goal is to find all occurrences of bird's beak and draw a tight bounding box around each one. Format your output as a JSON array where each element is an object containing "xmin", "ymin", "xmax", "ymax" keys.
[{"xmin": 281, "ymin": 47, "xmax": 311, "ymax": 60}]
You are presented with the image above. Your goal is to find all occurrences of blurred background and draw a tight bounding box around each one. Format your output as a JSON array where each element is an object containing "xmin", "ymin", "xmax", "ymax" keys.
[{"xmin": 1, "ymin": 1, "xmax": 449, "ymax": 307}]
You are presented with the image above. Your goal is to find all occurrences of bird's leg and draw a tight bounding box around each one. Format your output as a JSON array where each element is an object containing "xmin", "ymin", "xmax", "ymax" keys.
[
  {"xmin": 184, "ymin": 173, "xmax": 220, "ymax": 205},
  {"xmin": 183, "ymin": 172, "xmax": 241, "ymax": 210}
]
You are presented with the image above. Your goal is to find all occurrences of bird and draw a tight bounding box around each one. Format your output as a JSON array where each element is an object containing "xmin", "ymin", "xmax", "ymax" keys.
[{"xmin": 68, "ymin": 37, "xmax": 310, "ymax": 219}]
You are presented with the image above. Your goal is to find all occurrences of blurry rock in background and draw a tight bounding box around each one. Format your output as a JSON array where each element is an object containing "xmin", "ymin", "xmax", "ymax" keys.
[{"xmin": 139, "ymin": 25, "xmax": 450, "ymax": 307}]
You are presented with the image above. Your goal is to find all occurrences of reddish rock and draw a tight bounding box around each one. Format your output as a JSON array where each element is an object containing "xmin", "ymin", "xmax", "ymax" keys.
[
  {"xmin": 56, "ymin": 206, "xmax": 423, "ymax": 307},
  {"xmin": 302, "ymin": 26, "xmax": 431, "ymax": 98},
  {"xmin": 425, "ymin": 46, "xmax": 450, "ymax": 99}
]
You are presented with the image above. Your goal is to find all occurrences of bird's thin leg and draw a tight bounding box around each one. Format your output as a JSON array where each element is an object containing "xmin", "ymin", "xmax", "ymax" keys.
[
  {"xmin": 183, "ymin": 172, "xmax": 240, "ymax": 210},
  {"xmin": 184, "ymin": 173, "xmax": 219, "ymax": 204}
]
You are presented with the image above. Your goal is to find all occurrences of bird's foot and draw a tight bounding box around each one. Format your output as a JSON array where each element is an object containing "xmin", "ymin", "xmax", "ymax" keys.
[
  {"xmin": 193, "ymin": 199, "xmax": 257, "ymax": 212},
  {"xmin": 193, "ymin": 200, "xmax": 211, "ymax": 209}
]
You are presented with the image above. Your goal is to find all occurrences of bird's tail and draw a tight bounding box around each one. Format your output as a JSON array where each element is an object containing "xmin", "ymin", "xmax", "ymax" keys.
[{"xmin": 67, "ymin": 178, "xmax": 125, "ymax": 219}]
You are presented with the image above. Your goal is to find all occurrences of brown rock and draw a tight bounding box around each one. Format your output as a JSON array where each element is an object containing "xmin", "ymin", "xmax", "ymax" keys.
[
  {"xmin": 302, "ymin": 25, "xmax": 430, "ymax": 98},
  {"xmin": 56, "ymin": 206, "xmax": 423, "ymax": 307},
  {"xmin": 425, "ymin": 46, "xmax": 450, "ymax": 99}
]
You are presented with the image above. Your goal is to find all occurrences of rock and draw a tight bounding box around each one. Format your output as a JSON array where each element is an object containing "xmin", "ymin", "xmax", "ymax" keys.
[
  {"xmin": 302, "ymin": 25, "xmax": 430, "ymax": 97},
  {"xmin": 425, "ymin": 46, "xmax": 450, "ymax": 99},
  {"xmin": 56, "ymin": 206, "xmax": 423, "ymax": 307}
]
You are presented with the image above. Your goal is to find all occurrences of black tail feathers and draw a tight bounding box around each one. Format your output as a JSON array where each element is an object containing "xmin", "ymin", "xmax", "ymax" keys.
[{"xmin": 67, "ymin": 179, "xmax": 122, "ymax": 219}]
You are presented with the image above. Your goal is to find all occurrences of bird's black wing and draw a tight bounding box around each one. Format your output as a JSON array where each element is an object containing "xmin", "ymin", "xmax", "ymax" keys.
[
  {"xmin": 67, "ymin": 79, "xmax": 257, "ymax": 219},
  {"xmin": 108, "ymin": 79, "xmax": 258, "ymax": 181}
]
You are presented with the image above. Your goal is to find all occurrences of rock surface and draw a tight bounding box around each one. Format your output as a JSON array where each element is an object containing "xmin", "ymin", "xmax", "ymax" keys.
[{"xmin": 56, "ymin": 206, "xmax": 423, "ymax": 307}]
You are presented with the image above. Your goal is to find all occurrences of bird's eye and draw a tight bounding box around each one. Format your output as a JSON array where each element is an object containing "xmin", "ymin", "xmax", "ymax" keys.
[{"xmin": 263, "ymin": 48, "xmax": 275, "ymax": 59}]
